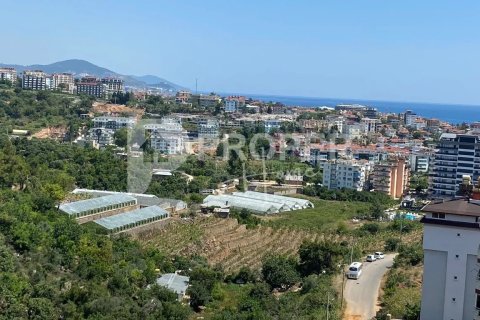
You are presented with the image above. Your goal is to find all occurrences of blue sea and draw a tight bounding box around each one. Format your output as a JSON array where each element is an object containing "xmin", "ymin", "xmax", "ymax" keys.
[{"xmin": 222, "ymin": 93, "xmax": 480, "ymax": 124}]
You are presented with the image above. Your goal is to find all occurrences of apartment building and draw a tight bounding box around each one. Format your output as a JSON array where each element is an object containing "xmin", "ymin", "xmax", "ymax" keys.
[
  {"xmin": 264, "ymin": 119, "xmax": 283, "ymax": 133},
  {"xmin": 0, "ymin": 67, "xmax": 17, "ymax": 84},
  {"xmin": 76, "ymin": 77, "xmax": 107, "ymax": 98},
  {"xmin": 191, "ymin": 94, "xmax": 221, "ymax": 108},
  {"xmin": 175, "ymin": 91, "xmax": 191, "ymax": 104},
  {"xmin": 371, "ymin": 158, "xmax": 409, "ymax": 199},
  {"xmin": 322, "ymin": 160, "xmax": 371, "ymax": 191},
  {"xmin": 420, "ymin": 198, "xmax": 480, "ymax": 320},
  {"xmin": 52, "ymin": 73, "xmax": 74, "ymax": 93},
  {"xmin": 360, "ymin": 118, "xmax": 378, "ymax": 134},
  {"xmin": 224, "ymin": 96, "xmax": 246, "ymax": 113},
  {"xmin": 410, "ymin": 151, "xmax": 431, "ymax": 173},
  {"xmin": 101, "ymin": 78, "xmax": 124, "ymax": 96},
  {"xmin": 85, "ymin": 128, "xmax": 115, "ymax": 147},
  {"xmin": 430, "ymin": 133, "xmax": 480, "ymax": 198},
  {"xmin": 404, "ymin": 110, "xmax": 418, "ymax": 127},
  {"xmin": 93, "ymin": 116, "xmax": 136, "ymax": 131},
  {"xmin": 145, "ymin": 117, "xmax": 185, "ymax": 155},
  {"xmin": 22, "ymin": 70, "xmax": 49, "ymax": 90},
  {"xmin": 198, "ymin": 119, "xmax": 219, "ymax": 139}
]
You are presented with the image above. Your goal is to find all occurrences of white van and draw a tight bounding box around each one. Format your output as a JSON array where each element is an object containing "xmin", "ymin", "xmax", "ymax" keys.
[{"xmin": 347, "ymin": 262, "xmax": 363, "ymax": 279}]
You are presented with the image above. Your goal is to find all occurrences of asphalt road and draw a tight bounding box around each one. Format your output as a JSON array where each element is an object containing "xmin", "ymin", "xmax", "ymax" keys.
[{"xmin": 343, "ymin": 254, "xmax": 395, "ymax": 320}]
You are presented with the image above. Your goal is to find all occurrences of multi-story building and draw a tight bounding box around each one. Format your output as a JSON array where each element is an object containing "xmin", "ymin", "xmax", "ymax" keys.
[
  {"xmin": 360, "ymin": 118, "xmax": 378, "ymax": 134},
  {"xmin": 371, "ymin": 158, "xmax": 409, "ymax": 199},
  {"xmin": 76, "ymin": 77, "xmax": 107, "ymax": 98},
  {"xmin": 175, "ymin": 91, "xmax": 191, "ymax": 104},
  {"xmin": 0, "ymin": 67, "xmax": 17, "ymax": 85},
  {"xmin": 52, "ymin": 73, "xmax": 74, "ymax": 93},
  {"xmin": 325, "ymin": 115, "xmax": 344, "ymax": 133},
  {"xmin": 93, "ymin": 116, "xmax": 136, "ymax": 131},
  {"xmin": 404, "ymin": 110, "xmax": 418, "ymax": 127},
  {"xmin": 101, "ymin": 78, "xmax": 124, "ymax": 96},
  {"xmin": 86, "ymin": 128, "xmax": 115, "ymax": 147},
  {"xmin": 224, "ymin": 96, "xmax": 246, "ymax": 113},
  {"xmin": 198, "ymin": 119, "xmax": 219, "ymax": 139},
  {"xmin": 420, "ymin": 198, "xmax": 480, "ymax": 320},
  {"xmin": 322, "ymin": 160, "xmax": 371, "ymax": 191},
  {"xmin": 191, "ymin": 94, "xmax": 221, "ymax": 108},
  {"xmin": 430, "ymin": 133, "xmax": 480, "ymax": 198},
  {"xmin": 264, "ymin": 119, "xmax": 283, "ymax": 133},
  {"xmin": 410, "ymin": 151, "xmax": 431, "ymax": 173},
  {"xmin": 145, "ymin": 117, "xmax": 185, "ymax": 155},
  {"xmin": 22, "ymin": 70, "xmax": 49, "ymax": 90}
]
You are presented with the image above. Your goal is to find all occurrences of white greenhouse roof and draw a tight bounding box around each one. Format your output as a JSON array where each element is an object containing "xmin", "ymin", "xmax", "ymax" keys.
[
  {"xmin": 203, "ymin": 194, "xmax": 287, "ymax": 214},
  {"xmin": 94, "ymin": 206, "xmax": 169, "ymax": 230},
  {"xmin": 59, "ymin": 194, "xmax": 137, "ymax": 216},
  {"xmin": 202, "ymin": 192, "xmax": 313, "ymax": 215},
  {"xmin": 156, "ymin": 273, "xmax": 189, "ymax": 296}
]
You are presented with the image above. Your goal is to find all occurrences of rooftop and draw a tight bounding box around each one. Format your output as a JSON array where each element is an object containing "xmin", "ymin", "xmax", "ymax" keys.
[
  {"xmin": 156, "ymin": 273, "xmax": 189, "ymax": 296},
  {"xmin": 94, "ymin": 206, "xmax": 169, "ymax": 230},
  {"xmin": 422, "ymin": 198, "xmax": 480, "ymax": 217},
  {"xmin": 59, "ymin": 194, "xmax": 137, "ymax": 216}
]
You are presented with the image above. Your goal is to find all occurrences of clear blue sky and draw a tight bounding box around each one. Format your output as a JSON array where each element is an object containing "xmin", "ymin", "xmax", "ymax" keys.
[{"xmin": 2, "ymin": 0, "xmax": 480, "ymax": 105}]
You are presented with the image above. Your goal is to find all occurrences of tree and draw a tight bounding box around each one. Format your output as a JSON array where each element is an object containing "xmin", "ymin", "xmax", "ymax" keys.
[
  {"xmin": 298, "ymin": 241, "xmax": 346, "ymax": 276},
  {"xmin": 114, "ymin": 128, "xmax": 128, "ymax": 148},
  {"xmin": 261, "ymin": 255, "xmax": 300, "ymax": 289}
]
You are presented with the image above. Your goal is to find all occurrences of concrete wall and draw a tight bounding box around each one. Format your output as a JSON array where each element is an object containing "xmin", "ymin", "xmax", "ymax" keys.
[
  {"xmin": 463, "ymin": 254, "xmax": 478, "ymax": 319},
  {"xmin": 420, "ymin": 249, "xmax": 447, "ymax": 320},
  {"xmin": 76, "ymin": 204, "xmax": 139, "ymax": 224}
]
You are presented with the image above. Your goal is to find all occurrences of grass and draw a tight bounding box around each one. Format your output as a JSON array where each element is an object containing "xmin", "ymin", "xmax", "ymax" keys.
[{"xmin": 264, "ymin": 198, "xmax": 372, "ymax": 232}]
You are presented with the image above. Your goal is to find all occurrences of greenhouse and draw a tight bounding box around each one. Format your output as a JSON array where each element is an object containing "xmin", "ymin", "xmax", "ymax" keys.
[
  {"xmin": 59, "ymin": 194, "xmax": 137, "ymax": 218},
  {"xmin": 94, "ymin": 206, "xmax": 170, "ymax": 233},
  {"xmin": 203, "ymin": 194, "xmax": 290, "ymax": 214},
  {"xmin": 241, "ymin": 191, "xmax": 314, "ymax": 209}
]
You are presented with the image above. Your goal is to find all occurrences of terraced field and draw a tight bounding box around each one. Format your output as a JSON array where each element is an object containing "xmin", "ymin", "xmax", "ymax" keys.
[{"xmin": 138, "ymin": 216, "xmax": 423, "ymax": 273}]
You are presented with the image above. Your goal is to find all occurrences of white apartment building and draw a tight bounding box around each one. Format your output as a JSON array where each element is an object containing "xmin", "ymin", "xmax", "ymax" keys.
[
  {"xmin": 410, "ymin": 152, "xmax": 431, "ymax": 173},
  {"xmin": 360, "ymin": 118, "xmax": 378, "ymax": 134},
  {"xmin": 343, "ymin": 123, "xmax": 362, "ymax": 140},
  {"xmin": 52, "ymin": 73, "xmax": 75, "ymax": 93},
  {"xmin": 86, "ymin": 128, "xmax": 115, "ymax": 147},
  {"xmin": 145, "ymin": 117, "xmax": 185, "ymax": 155},
  {"xmin": 421, "ymin": 199, "xmax": 480, "ymax": 320},
  {"xmin": 264, "ymin": 119, "xmax": 283, "ymax": 132},
  {"xmin": 93, "ymin": 116, "xmax": 136, "ymax": 131},
  {"xmin": 198, "ymin": 119, "xmax": 219, "ymax": 139},
  {"xmin": 325, "ymin": 115, "xmax": 344, "ymax": 133},
  {"xmin": 225, "ymin": 100, "xmax": 238, "ymax": 113},
  {"xmin": 322, "ymin": 160, "xmax": 371, "ymax": 191},
  {"xmin": 0, "ymin": 67, "xmax": 17, "ymax": 84}
]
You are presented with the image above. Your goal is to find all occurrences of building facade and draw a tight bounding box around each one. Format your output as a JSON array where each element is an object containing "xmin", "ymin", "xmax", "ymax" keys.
[
  {"xmin": 430, "ymin": 133, "xmax": 480, "ymax": 198},
  {"xmin": 322, "ymin": 160, "xmax": 370, "ymax": 191},
  {"xmin": 0, "ymin": 67, "xmax": 17, "ymax": 85},
  {"xmin": 52, "ymin": 73, "xmax": 75, "ymax": 93},
  {"xmin": 93, "ymin": 116, "xmax": 136, "ymax": 131},
  {"xmin": 22, "ymin": 70, "xmax": 49, "ymax": 90},
  {"xmin": 371, "ymin": 158, "xmax": 409, "ymax": 199},
  {"xmin": 145, "ymin": 117, "xmax": 185, "ymax": 155},
  {"xmin": 101, "ymin": 78, "xmax": 124, "ymax": 96},
  {"xmin": 76, "ymin": 77, "xmax": 107, "ymax": 98},
  {"xmin": 410, "ymin": 152, "xmax": 431, "ymax": 173},
  {"xmin": 420, "ymin": 199, "xmax": 480, "ymax": 320}
]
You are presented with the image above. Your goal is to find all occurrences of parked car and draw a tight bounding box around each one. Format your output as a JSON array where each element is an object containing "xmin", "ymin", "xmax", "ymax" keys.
[
  {"xmin": 374, "ymin": 252, "xmax": 385, "ymax": 259},
  {"xmin": 366, "ymin": 254, "xmax": 376, "ymax": 262}
]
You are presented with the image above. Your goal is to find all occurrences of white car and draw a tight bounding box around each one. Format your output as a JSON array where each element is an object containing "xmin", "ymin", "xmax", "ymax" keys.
[
  {"xmin": 366, "ymin": 254, "xmax": 376, "ymax": 262},
  {"xmin": 374, "ymin": 252, "xmax": 385, "ymax": 259}
]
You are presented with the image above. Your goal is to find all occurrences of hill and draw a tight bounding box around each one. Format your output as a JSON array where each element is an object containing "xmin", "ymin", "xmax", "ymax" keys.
[{"xmin": 0, "ymin": 59, "xmax": 184, "ymax": 91}]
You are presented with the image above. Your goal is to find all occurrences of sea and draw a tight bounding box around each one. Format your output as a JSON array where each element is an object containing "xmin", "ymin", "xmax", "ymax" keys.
[{"xmin": 221, "ymin": 93, "xmax": 480, "ymax": 124}]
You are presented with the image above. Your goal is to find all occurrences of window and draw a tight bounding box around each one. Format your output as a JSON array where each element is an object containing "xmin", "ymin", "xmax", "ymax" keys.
[
  {"xmin": 432, "ymin": 213, "xmax": 446, "ymax": 219},
  {"xmin": 476, "ymin": 294, "xmax": 480, "ymax": 310}
]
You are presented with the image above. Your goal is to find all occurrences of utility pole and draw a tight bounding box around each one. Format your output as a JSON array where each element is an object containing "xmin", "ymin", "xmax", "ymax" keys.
[{"xmin": 195, "ymin": 78, "xmax": 198, "ymax": 94}]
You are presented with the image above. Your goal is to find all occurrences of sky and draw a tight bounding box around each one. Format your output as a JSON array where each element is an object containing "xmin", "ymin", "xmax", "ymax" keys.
[{"xmin": 2, "ymin": 0, "xmax": 480, "ymax": 105}]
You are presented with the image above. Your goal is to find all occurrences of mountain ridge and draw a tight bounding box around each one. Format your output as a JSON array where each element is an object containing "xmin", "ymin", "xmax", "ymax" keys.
[{"xmin": 0, "ymin": 59, "xmax": 184, "ymax": 91}]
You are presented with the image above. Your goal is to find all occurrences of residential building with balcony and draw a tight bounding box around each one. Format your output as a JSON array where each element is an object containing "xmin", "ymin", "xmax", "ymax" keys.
[
  {"xmin": 101, "ymin": 78, "xmax": 124, "ymax": 96},
  {"xmin": 410, "ymin": 151, "xmax": 431, "ymax": 173},
  {"xmin": 371, "ymin": 158, "xmax": 409, "ymax": 199},
  {"xmin": 76, "ymin": 77, "xmax": 107, "ymax": 98},
  {"xmin": 224, "ymin": 96, "xmax": 246, "ymax": 112},
  {"xmin": 145, "ymin": 117, "xmax": 185, "ymax": 155},
  {"xmin": 93, "ymin": 116, "xmax": 136, "ymax": 131},
  {"xmin": 322, "ymin": 160, "xmax": 371, "ymax": 191},
  {"xmin": 420, "ymin": 198, "xmax": 480, "ymax": 320},
  {"xmin": 175, "ymin": 91, "xmax": 191, "ymax": 104},
  {"xmin": 430, "ymin": 133, "xmax": 480, "ymax": 198},
  {"xmin": 52, "ymin": 73, "xmax": 74, "ymax": 93},
  {"xmin": 0, "ymin": 67, "xmax": 17, "ymax": 85},
  {"xmin": 22, "ymin": 70, "xmax": 49, "ymax": 90}
]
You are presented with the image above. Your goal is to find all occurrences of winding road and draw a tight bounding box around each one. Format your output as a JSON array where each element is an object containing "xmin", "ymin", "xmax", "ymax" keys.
[{"xmin": 343, "ymin": 254, "xmax": 395, "ymax": 320}]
